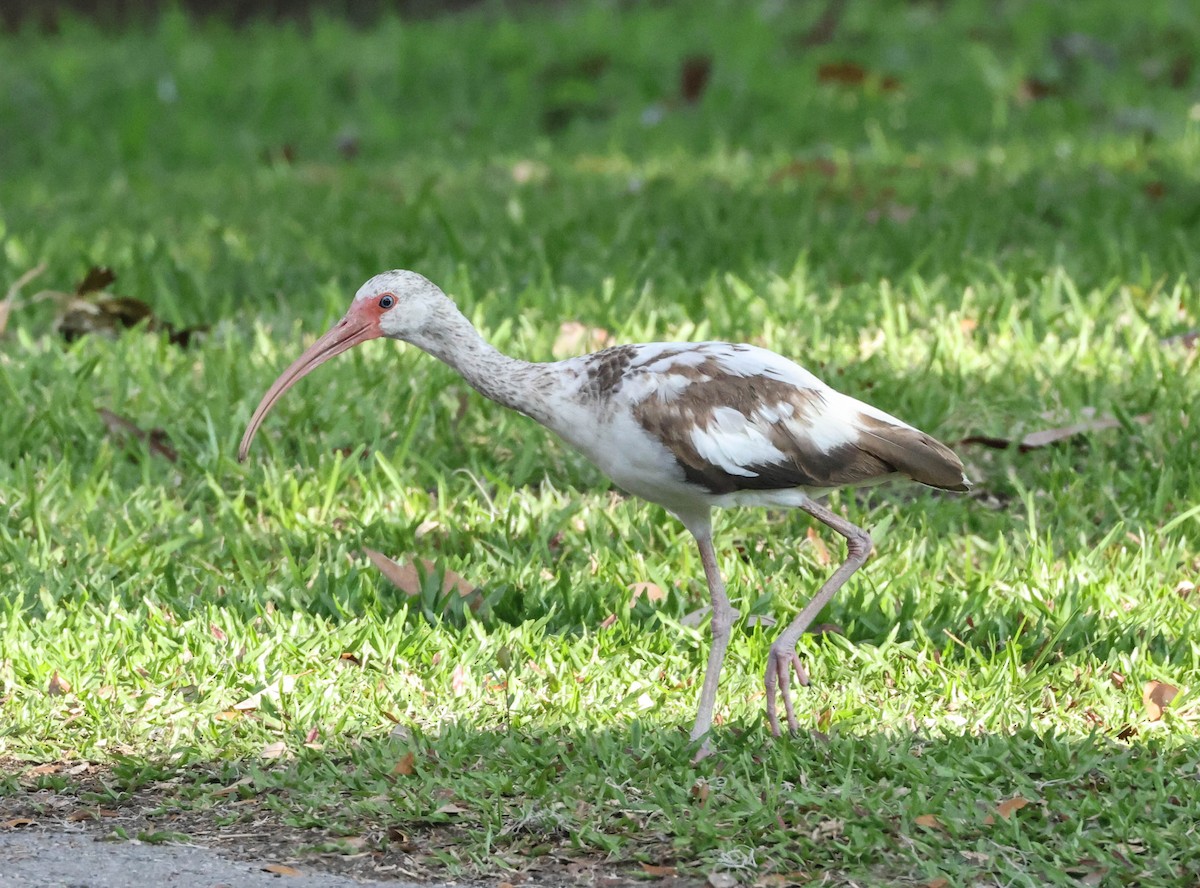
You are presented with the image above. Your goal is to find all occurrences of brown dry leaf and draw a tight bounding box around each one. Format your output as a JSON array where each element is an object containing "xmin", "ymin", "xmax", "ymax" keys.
[
  {"xmin": 434, "ymin": 801, "xmax": 467, "ymax": 816},
  {"xmin": 818, "ymin": 61, "xmax": 867, "ymax": 85},
  {"xmin": 1110, "ymin": 670, "xmax": 1126, "ymax": 689},
  {"xmin": 680, "ymin": 55, "xmax": 713, "ymax": 104},
  {"xmin": 76, "ymin": 266, "xmax": 116, "ymax": 295},
  {"xmin": 995, "ymin": 795, "xmax": 1030, "ymax": 820},
  {"xmin": 925, "ymin": 880, "xmax": 950, "ymax": 888},
  {"xmin": 806, "ymin": 527, "xmax": 831, "ymax": 566},
  {"xmin": 1016, "ymin": 78, "xmax": 1058, "ymax": 102},
  {"xmin": 303, "ymin": 727, "xmax": 320, "ymax": 745},
  {"xmin": 914, "ymin": 813, "xmax": 944, "ymax": 831},
  {"xmin": 961, "ymin": 408, "xmax": 1152, "ymax": 452},
  {"xmin": 98, "ymin": 408, "xmax": 178, "ymax": 462},
  {"xmin": 641, "ymin": 863, "xmax": 678, "ymax": 877},
  {"xmin": 262, "ymin": 864, "xmax": 303, "ymax": 876},
  {"xmin": 2, "ymin": 819, "xmax": 36, "ymax": 829},
  {"xmin": 1143, "ymin": 181, "xmax": 1166, "ymax": 201},
  {"xmin": 47, "ymin": 671, "xmax": 71, "ymax": 696},
  {"xmin": 552, "ymin": 320, "xmax": 611, "ymax": 357},
  {"xmin": 212, "ymin": 775, "xmax": 255, "ymax": 798},
  {"xmin": 691, "ymin": 779, "xmax": 710, "ymax": 805},
  {"xmin": 1143, "ymin": 680, "xmax": 1179, "ymax": 721},
  {"xmin": 392, "ymin": 752, "xmax": 416, "ymax": 777},
  {"xmin": 598, "ymin": 612, "xmax": 618, "ymax": 630},
  {"xmin": 260, "ymin": 740, "xmax": 287, "ymax": 760},
  {"xmin": 629, "ymin": 581, "xmax": 666, "ymax": 605},
  {"xmin": 363, "ymin": 550, "xmax": 476, "ymax": 604},
  {"xmin": 214, "ymin": 709, "xmax": 242, "ymax": 722}
]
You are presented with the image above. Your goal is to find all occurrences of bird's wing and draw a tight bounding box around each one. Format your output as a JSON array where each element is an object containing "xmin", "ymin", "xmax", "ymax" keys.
[{"xmin": 613, "ymin": 342, "xmax": 967, "ymax": 495}]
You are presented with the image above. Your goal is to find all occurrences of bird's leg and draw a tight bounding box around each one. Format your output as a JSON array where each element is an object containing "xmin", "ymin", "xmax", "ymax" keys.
[
  {"xmin": 765, "ymin": 499, "xmax": 872, "ymax": 736},
  {"xmin": 689, "ymin": 526, "xmax": 735, "ymax": 752}
]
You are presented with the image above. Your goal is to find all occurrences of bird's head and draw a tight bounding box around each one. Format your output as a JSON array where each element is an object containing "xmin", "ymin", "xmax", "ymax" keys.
[{"xmin": 237, "ymin": 269, "xmax": 446, "ymax": 461}]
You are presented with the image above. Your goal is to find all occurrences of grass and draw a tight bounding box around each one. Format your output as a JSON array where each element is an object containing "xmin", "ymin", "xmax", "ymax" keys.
[{"xmin": 1, "ymin": 0, "xmax": 1199, "ymax": 883}]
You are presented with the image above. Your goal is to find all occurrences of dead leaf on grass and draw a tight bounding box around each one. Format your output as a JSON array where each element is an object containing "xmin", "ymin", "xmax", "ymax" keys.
[
  {"xmin": 1110, "ymin": 670, "xmax": 1126, "ymax": 689},
  {"xmin": 434, "ymin": 801, "xmax": 467, "ymax": 816},
  {"xmin": 629, "ymin": 581, "xmax": 666, "ymax": 605},
  {"xmin": 1143, "ymin": 680, "xmax": 1179, "ymax": 721},
  {"xmin": 98, "ymin": 408, "xmax": 178, "ymax": 462},
  {"xmin": 2, "ymin": 819, "xmax": 36, "ymax": 829},
  {"xmin": 914, "ymin": 813, "xmax": 944, "ymax": 831},
  {"xmin": 259, "ymin": 740, "xmax": 287, "ymax": 760},
  {"xmin": 450, "ymin": 662, "xmax": 469, "ymax": 696},
  {"xmin": 768, "ymin": 158, "xmax": 838, "ymax": 185},
  {"xmin": 212, "ymin": 774, "xmax": 255, "ymax": 798},
  {"xmin": 984, "ymin": 795, "xmax": 1030, "ymax": 824},
  {"xmin": 392, "ymin": 751, "xmax": 416, "ymax": 777},
  {"xmin": 363, "ymin": 549, "xmax": 476, "ymax": 604},
  {"xmin": 960, "ymin": 408, "xmax": 1152, "ymax": 452},
  {"xmin": 806, "ymin": 526, "xmax": 831, "ymax": 566},
  {"xmin": 47, "ymin": 671, "xmax": 71, "ymax": 696}
]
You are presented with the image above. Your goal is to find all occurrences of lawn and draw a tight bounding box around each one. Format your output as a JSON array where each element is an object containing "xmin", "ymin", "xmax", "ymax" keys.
[{"xmin": 1, "ymin": 0, "xmax": 1199, "ymax": 884}]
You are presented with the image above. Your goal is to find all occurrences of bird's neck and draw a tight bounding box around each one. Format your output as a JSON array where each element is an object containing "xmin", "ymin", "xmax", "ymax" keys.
[{"xmin": 405, "ymin": 307, "xmax": 557, "ymax": 424}]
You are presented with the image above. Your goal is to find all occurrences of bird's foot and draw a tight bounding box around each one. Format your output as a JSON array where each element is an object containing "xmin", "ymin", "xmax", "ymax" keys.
[{"xmin": 763, "ymin": 645, "xmax": 809, "ymax": 736}]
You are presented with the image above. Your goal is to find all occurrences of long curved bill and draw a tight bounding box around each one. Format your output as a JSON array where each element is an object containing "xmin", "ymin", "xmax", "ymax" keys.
[{"xmin": 238, "ymin": 316, "xmax": 379, "ymax": 461}]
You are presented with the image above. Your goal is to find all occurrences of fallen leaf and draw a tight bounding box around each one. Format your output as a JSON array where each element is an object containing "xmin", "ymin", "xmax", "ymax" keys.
[
  {"xmin": 362, "ymin": 550, "xmax": 475, "ymax": 602},
  {"xmin": 680, "ymin": 55, "xmax": 712, "ymax": 104},
  {"xmin": 212, "ymin": 775, "xmax": 255, "ymax": 798},
  {"xmin": 960, "ymin": 408, "xmax": 1152, "ymax": 452},
  {"xmin": 629, "ymin": 581, "xmax": 665, "ymax": 605},
  {"xmin": 1016, "ymin": 78, "xmax": 1058, "ymax": 102},
  {"xmin": 1143, "ymin": 680, "xmax": 1179, "ymax": 721},
  {"xmin": 434, "ymin": 802, "xmax": 467, "ymax": 816},
  {"xmin": 1142, "ymin": 181, "xmax": 1166, "ymax": 201},
  {"xmin": 98, "ymin": 408, "xmax": 178, "ymax": 462},
  {"xmin": 303, "ymin": 726, "xmax": 320, "ymax": 745},
  {"xmin": 552, "ymin": 320, "xmax": 610, "ymax": 357},
  {"xmin": 914, "ymin": 813, "xmax": 944, "ymax": 830},
  {"xmin": 47, "ymin": 671, "xmax": 71, "ymax": 696},
  {"xmin": 392, "ymin": 752, "xmax": 416, "ymax": 776},
  {"xmin": 924, "ymin": 880, "xmax": 949, "ymax": 888},
  {"xmin": 806, "ymin": 526, "xmax": 831, "ymax": 566},
  {"xmin": 818, "ymin": 60, "xmax": 867, "ymax": 85},
  {"xmin": 1, "ymin": 819, "xmax": 35, "ymax": 829},
  {"xmin": 260, "ymin": 740, "xmax": 287, "ymax": 760},
  {"xmin": 262, "ymin": 864, "xmax": 302, "ymax": 876},
  {"xmin": 1110, "ymin": 670, "xmax": 1126, "ymax": 689},
  {"xmin": 75, "ymin": 266, "xmax": 115, "ymax": 295},
  {"xmin": 641, "ymin": 862, "xmax": 678, "ymax": 877},
  {"xmin": 691, "ymin": 779, "xmax": 710, "ymax": 805},
  {"xmin": 214, "ymin": 709, "xmax": 243, "ymax": 721},
  {"xmin": 994, "ymin": 795, "xmax": 1030, "ymax": 821}
]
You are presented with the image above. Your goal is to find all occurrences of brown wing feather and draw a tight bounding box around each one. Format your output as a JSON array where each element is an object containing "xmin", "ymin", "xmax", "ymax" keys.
[{"xmin": 853, "ymin": 415, "xmax": 969, "ymax": 492}]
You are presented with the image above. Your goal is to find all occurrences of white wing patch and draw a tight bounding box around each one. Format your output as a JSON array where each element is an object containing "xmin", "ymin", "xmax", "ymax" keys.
[{"xmin": 689, "ymin": 406, "xmax": 789, "ymax": 478}]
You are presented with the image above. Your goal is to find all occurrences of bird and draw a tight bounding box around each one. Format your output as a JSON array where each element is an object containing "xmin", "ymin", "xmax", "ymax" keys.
[{"xmin": 238, "ymin": 270, "xmax": 969, "ymax": 745}]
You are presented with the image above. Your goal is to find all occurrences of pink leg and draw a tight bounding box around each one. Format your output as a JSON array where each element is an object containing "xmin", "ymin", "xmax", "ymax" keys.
[
  {"xmin": 765, "ymin": 500, "xmax": 871, "ymax": 736},
  {"xmin": 689, "ymin": 524, "xmax": 735, "ymax": 752}
]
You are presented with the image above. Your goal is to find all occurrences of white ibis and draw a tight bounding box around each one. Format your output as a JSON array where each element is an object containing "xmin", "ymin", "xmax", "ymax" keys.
[{"xmin": 239, "ymin": 270, "xmax": 969, "ymax": 744}]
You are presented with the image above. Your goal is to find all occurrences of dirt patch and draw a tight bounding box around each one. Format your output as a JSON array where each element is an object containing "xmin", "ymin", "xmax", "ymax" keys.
[{"xmin": 0, "ymin": 758, "xmax": 697, "ymax": 887}]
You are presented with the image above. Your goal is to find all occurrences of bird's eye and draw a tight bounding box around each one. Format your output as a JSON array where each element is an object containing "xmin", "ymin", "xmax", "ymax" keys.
[{"xmin": 378, "ymin": 294, "xmax": 396, "ymax": 309}]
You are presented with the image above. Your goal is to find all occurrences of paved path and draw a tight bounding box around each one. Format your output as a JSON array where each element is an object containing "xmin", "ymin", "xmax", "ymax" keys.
[{"xmin": 0, "ymin": 829, "xmax": 448, "ymax": 888}]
